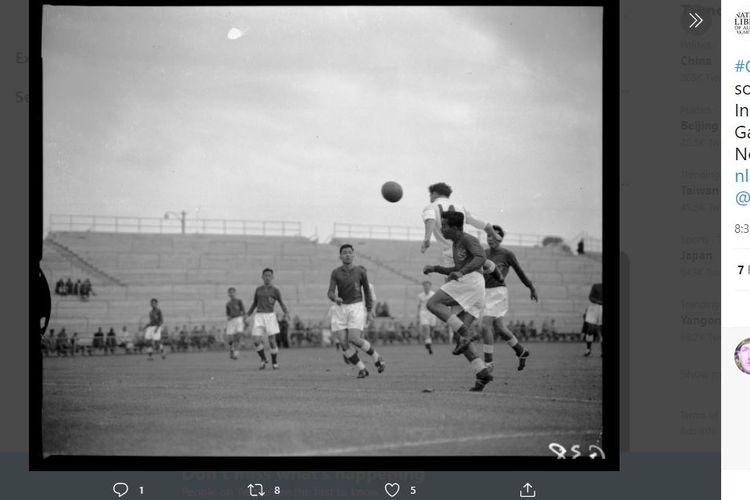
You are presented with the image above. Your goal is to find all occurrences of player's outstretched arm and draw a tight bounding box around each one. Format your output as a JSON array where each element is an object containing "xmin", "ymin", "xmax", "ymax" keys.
[
  {"xmin": 424, "ymin": 265, "xmax": 454, "ymax": 276},
  {"xmin": 464, "ymin": 209, "xmax": 499, "ymax": 239},
  {"xmin": 421, "ymin": 219, "xmax": 436, "ymax": 253},
  {"xmin": 509, "ymin": 252, "xmax": 538, "ymax": 302}
]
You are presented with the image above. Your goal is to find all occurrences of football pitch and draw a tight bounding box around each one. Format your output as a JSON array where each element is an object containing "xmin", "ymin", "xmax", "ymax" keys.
[{"xmin": 41, "ymin": 342, "xmax": 602, "ymax": 457}]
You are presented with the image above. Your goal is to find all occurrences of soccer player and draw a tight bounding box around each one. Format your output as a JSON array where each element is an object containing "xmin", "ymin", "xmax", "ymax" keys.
[
  {"xmin": 481, "ymin": 225, "xmax": 538, "ymax": 372},
  {"xmin": 583, "ymin": 283, "xmax": 603, "ymax": 357},
  {"xmin": 143, "ymin": 298, "xmax": 165, "ymax": 360},
  {"xmin": 420, "ymin": 182, "xmax": 501, "ymax": 343},
  {"xmin": 420, "ymin": 182, "xmax": 501, "ymax": 266},
  {"xmin": 423, "ymin": 211, "xmax": 501, "ymax": 392},
  {"xmin": 328, "ymin": 244, "xmax": 384, "ymax": 378},
  {"xmin": 225, "ymin": 287, "xmax": 246, "ymax": 360},
  {"xmin": 416, "ymin": 280, "xmax": 438, "ymax": 355},
  {"xmin": 246, "ymin": 269, "xmax": 289, "ymax": 370}
]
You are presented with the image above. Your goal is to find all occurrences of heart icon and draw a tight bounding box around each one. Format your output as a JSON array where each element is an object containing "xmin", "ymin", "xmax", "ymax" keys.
[{"xmin": 384, "ymin": 482, "xmax": 400, "ymax": 498}]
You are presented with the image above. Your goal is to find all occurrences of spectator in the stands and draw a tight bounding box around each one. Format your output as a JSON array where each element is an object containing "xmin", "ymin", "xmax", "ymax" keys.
[
  {"xmin": 41, "ymin": 330, "xmax": 53, "ymax": 356},
  {"xmin": 65, "ymin": 278, "xmax": 74, "ymax": 295},
  {"xmin": 179, "ymin": 325, "xmax": 189, "ymax": 351},
  {"xmin": 73, "ymin": 279, "xmax": 82, "ymax": 296},
  {"xmin": 541, "ymin": 319, "xmax": 550, "ymax": 341},
  {"xmin": 381, "ymin": 301, "xmax": 391, "ymax": 318},
  {"xmin": 293, "ymin": 315, "xmax": 304, "ymax": 331},
  {"xmin": 93, "ymin": 327, "xmax": 105, "ymax": 354},
  {"xmin": 80, "ymin": 279, "xmax": 95, "ymax": 300},
  {"xmin": 518, "ymin": 321, "xmax": 528, "ymax": 342},
  {"xmin": 106, "ymin": 327, "xmax": 117, "ymax": 354},
  {"xmin": 56, "ymin": 328, "xmax": 69, "ymax": 356},
  {"xmin": 190, "ymin": 325, "xmax": 201, "ymax": 350},
  {"xmin": 199, "ymin": 325, "xmax": 209, "ymax": 350},
  {"xmin": 209, "ymin": 325, "xmax": 221, "ymax": 348},
  {"xmin": 550, "ymin": 319, "xmax": 559, "ymax": 341},
  {"xmin": 69, "ymin": 332, "xmax": 79, "ymax": 356},
  {"xmin": 121, "ymin": 326, "xmax": 134, "ymax": 354},
  {"xmin": 577, "ymin": 239, "xmax": 585, "ymax": 255},
  {"xmin": 55, "ymin": 279, "xmax": 65, "ymax": 295},
  {"xmin": 528, "ymin": 320, "xmax": 538, "ymax": 339},
  {"xmin": 278, "ymin": 314, "xmax": 290, "ymax": 348}
]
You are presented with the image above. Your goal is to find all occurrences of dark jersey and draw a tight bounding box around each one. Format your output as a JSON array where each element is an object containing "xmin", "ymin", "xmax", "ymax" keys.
[
  {"xmin": 226, "ymin": 298, "xmax": 245, "ymax": 318},
  {"xmin": 451, "ymin": 232, "xmax": 485, "ymax": 275},
  {"xmin": 148, "ymin": 307, "xmax": 163, "ymax": 327},
  {"xmin": 328, "ymin": 265, "xmax": 373, "ymax": 311},
  {"xmin": 484, "ymin": 246, "xmax": 533, "ymax": 289},
  {"xmin": 250, "ymin": 285, "xmax": 283, "ymax": 314},
  {"xmin": 589, "ymin": 283, "xmax": 603, "ymax": 305}
]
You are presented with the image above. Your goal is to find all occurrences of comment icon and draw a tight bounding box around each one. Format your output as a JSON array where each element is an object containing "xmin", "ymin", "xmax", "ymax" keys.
[{"xmin": 113, "ymin": 482, "xmax": 129, "ymax": 498}]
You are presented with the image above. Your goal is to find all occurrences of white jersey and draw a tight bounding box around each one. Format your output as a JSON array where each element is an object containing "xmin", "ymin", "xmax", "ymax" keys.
[
  {"xmin": 422, "ymin": 196, "xmax": 489, "ymax": 267},
  {"xmin": 417, "ymin": 290, "xmax": 435, "ymax": 313},
  {"xmin": 422, "ymin": 196, "xmax": 488, "ymax": 256}
]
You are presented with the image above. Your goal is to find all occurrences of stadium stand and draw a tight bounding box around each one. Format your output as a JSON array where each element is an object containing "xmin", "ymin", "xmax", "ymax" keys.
[{"xmin": 41, "ymin": 230, "xmax": 601, "ymax": 342}]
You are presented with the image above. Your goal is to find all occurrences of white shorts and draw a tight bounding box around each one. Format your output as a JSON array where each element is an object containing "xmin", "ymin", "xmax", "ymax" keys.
[
  {"xmin": 331, "ymin": 302, "xmax": 366, "ymax": 331},
  {"xmin": 419, "ymin": 309, "xmax": 438, "ymax": 327},
  {"xmin": 144, "ymin": 326, "xmax": 162, "ymax": 341},
  {"xmin": 482, "ymin": 287, "xmax": 509, "ymax": 318},
  {"xmin": 252, "ymin": 313, "xmax": 280, "ymax": 336},
  {"xmin": 226, "ymin": 316, "xmax": 245, "ymax": 336},
  {"xmin": 585, "ymin": 304, "xmax": 603, "ymax": 326},
  {"xmin": 439, "ymin": 271, "xmax": 485, "ymax": 319}
]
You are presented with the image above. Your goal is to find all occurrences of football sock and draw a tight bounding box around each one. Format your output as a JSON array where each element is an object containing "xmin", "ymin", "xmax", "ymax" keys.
[
  {"xmin": 505, "ymin": 335, "xmax": 524, "ymax": 356},
  {"xmin": 483, "ymin": 345, "xmax": 494, "ymax": 363},
  {"xmin": 257, "ymin": 345, "xmax": 267, "ymax": 362},
  {"xmin": 270, "ymin": 347, "xmax": 278, "ymax": 364},
  {"xmin": 446, "ymin": 315, "xmax": 464, "ymax": 334},
  {"xmin": 347, "ymin": 349, "xmax": 363, "ymax": 369},
  {"xmin": 360, "ymin": 340, "xmax": 381, "ymax": 362},
  {"xmin": 470, "ymin": 357, "xmax": 487, "ymax": 375}
]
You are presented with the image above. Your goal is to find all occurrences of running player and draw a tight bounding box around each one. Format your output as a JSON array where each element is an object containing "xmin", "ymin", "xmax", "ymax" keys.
[
  {"xmin": 225, "ymin": 287, "xmax": 246, "ymax": 360},
  {"xmin": 246, "ymin": 269, "xmax": 289, "ymax": 370},
  {"xmin": 583, "ymin": 283, "xmax": 603, "ymax": 357},
  {"xmin": 328, "ymin": 244, "xmax": 384, "ymax": 378},
  {"xmin": 423, "ymin": 211, "xmax": 502, "ymax": 392},
  {"xmin": 416, "ymin": 280, "xmax": 437, "ymax": 355},
  {"xmin": 143, "ymin": 298, "xmax": 165, "ymax": 360},
  {"xmin": 480, "ymin": 225, "xmax": 538, "ymax": 372}
]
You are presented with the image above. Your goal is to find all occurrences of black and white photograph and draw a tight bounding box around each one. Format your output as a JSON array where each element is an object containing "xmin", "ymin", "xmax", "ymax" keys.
[{"xmin": 37, "ymin": 5, "xmax": 610, "ymax": 464}]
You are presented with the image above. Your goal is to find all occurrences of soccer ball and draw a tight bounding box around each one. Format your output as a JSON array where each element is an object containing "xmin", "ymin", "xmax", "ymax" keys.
[{"xmin": 381, "ymin": 181, "xmax": 403, "ymax": 203}]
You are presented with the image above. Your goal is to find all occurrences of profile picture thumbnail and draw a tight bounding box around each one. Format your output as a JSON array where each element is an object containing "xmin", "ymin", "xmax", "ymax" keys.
[{"xmin": 735, "ymin": 338, "xmax": 750, "ymax": 374}]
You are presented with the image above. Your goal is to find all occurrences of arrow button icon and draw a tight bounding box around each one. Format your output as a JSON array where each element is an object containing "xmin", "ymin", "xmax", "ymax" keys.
[
  {"xmin": 689, "ymin": 12, "xmax": 703, "ymax": 28},
  {"xmin": 248, "ymin": 484, "xmax": 265, "ymax": 497},
  {"xmin": 520, "ymin": 483, "xmax": 537, "ymax": 498}
]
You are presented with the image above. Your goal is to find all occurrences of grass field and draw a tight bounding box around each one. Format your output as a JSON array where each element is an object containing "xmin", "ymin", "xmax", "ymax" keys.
[{"xmin": 41, "ymin": 342, "xmax": 602, "ymax": 456}]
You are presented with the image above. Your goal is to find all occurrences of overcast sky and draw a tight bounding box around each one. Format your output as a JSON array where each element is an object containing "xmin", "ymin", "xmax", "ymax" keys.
[{"xmin": 42, "ymin": 6, "xmax": 602, "ymax": 242}]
